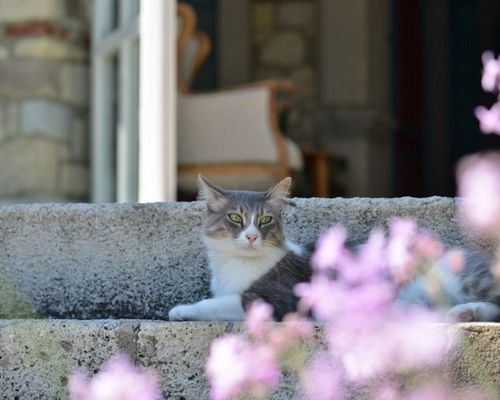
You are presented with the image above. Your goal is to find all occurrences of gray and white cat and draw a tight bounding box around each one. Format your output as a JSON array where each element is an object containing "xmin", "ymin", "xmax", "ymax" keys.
[
  {"xmin": 168, "ymin": 176, "xmax": 500, "ymax": 322},
  {"xmin": 168, "ymin": 176, "xmax": 311, "ymax": 321}
]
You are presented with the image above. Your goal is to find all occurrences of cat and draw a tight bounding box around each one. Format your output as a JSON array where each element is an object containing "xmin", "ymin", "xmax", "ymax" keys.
[
  {"xmin": 168, "ymin": 176, "xmax": 500, "ymax": 322},
  {"xmin": 168, "ymin": 175, "xmax": 312, "ymax": 321}
]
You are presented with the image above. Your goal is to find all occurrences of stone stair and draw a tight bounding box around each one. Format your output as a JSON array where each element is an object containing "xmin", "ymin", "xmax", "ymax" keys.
[{"xmin": 0, "ymin": 198, "xmax": 499, "ymax": 398}]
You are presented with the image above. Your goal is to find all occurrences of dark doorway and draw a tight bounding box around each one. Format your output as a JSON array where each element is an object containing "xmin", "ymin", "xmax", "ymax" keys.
[{"xmin": 392, "ymin": 0, "xmax": 500, "ymax": 197}]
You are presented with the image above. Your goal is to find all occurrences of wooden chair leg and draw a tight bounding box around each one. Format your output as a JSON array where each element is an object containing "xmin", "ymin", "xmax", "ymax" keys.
[{"xmin": 303, "ymin": 148, "xmax": 330, "ymax": 197}]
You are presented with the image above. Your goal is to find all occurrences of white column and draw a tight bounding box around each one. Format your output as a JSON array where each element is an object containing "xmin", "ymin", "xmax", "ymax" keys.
[
  {"xmin": 117, "ymin": 0, "xmax": 140, "ymax": 202},
  {"xmin": 91, "ymin": 0, "xmax": 115, "ymax": 202},
  {"xmin": 139, "ymin": 0, "xmax": 177, "ymax": 202}
]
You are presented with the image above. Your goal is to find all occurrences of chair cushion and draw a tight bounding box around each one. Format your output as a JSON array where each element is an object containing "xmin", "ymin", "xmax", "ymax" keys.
[
  {"xmin": 284, "ymin": 138, "xmax": 304, "ymax": 170},
  {"xmin": 177, "ymin": 138, "xmax": 303, "ymax": 193}
]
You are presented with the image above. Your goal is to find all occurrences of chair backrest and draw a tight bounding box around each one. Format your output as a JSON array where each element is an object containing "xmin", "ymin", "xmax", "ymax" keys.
[{"xmin": 177, "ymin": 3, "xmax": 211, "ymax": 93}]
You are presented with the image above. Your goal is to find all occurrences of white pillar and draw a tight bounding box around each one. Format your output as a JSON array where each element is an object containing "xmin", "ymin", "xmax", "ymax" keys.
[
  {"xmin": 117, "ymin": 0, "xmax": 140, "ymax": 202},
  {"xmin": 139, "ymin": 0, "xmax": 177, "ymax": 202},
  {"xmin": 91, "ymin": 0, "xmax": 115, "ymax": 202}
]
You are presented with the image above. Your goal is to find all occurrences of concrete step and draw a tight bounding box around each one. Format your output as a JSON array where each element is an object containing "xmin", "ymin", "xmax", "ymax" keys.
[
  {"xmin": 0, "ymin": 198, "xmax": 494, "ymax": 319},
  {"xmin": 1, "ymin": 319, "xmax": 499, "ymax": 399},
  {"xmin": 0, "ymin": 198, "xmax": 498, "ymax": 398}
]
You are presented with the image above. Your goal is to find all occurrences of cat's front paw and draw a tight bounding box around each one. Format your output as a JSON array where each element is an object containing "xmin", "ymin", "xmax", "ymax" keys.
[
  {"xmin": 168, "ymin": 304, "xmax": 198, "ymax": 321},
  {"xmin": 447, "ymin": 304, "xmax": 477, "ymax": 322}
]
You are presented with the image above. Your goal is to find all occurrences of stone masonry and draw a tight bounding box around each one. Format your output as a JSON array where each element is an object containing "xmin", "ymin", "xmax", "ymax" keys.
[
  {"xmin": 0, "ymin": 199, "xmax": 499, "ymax": 398},
  {"xmin": 251, "ymin": 0, "xmax": 318, "ymax": 147},
  {"xmin": 0, "ymin": 0, "xmax": 91, "ymax": 203},
  {"xmin": 249, "ymin": 1, "xmax": 394, "ymax": 197}
]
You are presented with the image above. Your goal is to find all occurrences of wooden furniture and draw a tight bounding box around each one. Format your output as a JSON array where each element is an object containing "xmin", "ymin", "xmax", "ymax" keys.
[
  {"xmin": 302, "ymin": 148, "xmax": 331, "ymax": 197},
  {"xmin": 176, "ymin": 3, "xmax": 330, "ymax": 196}
]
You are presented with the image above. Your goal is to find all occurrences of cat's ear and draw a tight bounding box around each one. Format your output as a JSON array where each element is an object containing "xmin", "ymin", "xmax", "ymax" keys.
[
  {"xmin": 266, "ymin": 177, "xmax": 292, "ymax": 204},
  {"xmin": 198, "ymin": 175, "xmax": 228, "ymax": 212}
]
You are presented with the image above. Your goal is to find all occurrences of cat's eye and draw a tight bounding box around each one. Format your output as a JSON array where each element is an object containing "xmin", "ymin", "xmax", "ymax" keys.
[
  {"xmin": 228, "ymin": 213, "xmax": 243, "ymax": 224},
  {"xmin": 258, "ymin": 215, "xmax": 273, "ymax": 225}
]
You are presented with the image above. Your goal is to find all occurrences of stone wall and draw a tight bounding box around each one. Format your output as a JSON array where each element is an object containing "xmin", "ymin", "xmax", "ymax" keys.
[
  {"xmin": 0, "ymin": 0, "xmax": 91, "ymax": 203},
  {"xmin": 249, "ymin": 0, "xmax": 394, "ymax": 197},
  {"xmin": 250, "ymin": 0, "xmax": 318, "ymax": 146}
]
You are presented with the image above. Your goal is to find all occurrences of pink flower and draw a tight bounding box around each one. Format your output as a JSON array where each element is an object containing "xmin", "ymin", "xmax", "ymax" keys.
[
  {"xmin": 404, "ymin": 383, "xmax": 456, "ymax": 400},
  {"xmin": 375, "ymin": 384, "xmax": 400, "ymax": 400},
  {"xmin": 245, "ymin": 299, "xmax": 274, "ymax": 339},
  {"xmin": 301, "ymin": 353, "xmax": 344, "ymax": 400},
  {"xmin": 269, "ymin": 313, "xmax": 313, "ymax": 350},
  {"xmin": 387, "ymin": 218, "xmax": 418, "ymax": 283},
  {"xmin": 328, "ymin": 307, "xmax": 451, "ymax": 383},
  {"xmin": 475, "ymin": 105, "xmax": 500, "ymax": 135},
  {"xmin": 68, "ymin": 354, "xmax": 161, "ymax": 400},
  {"xmin": 456, "ymin": 152, "xmax": 500, "ymax": 235},
  {"xmin": 206, "ymin": 335, "xmax": 280, "ymax": 400},
  {"xmin": 443, "ymin": 248, "xmax": 465, "ymax": 273},
  {"xmin": 349, "ymin": 229, "xmax": 387, "ymax": 283},
  {"xmin": 295, "ymin": 275, "xmax": 342, "ymax": 320},
  {"xmin": 414, "ymin": 231, "xmax": 445, "ymax": 261},
  {"xmin": 206, "ymin": 335, "xmax": 252, "ymax": 400},
  {"xmin": 481, "ymin": 51, "xmax": 500, "ymax": 92},
  {"xmin": 311, "ymin": 226, "xmax": 348, "ymax": 271}
]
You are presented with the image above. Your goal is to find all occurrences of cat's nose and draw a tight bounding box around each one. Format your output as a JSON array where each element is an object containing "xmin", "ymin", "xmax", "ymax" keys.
[{"xmin": 246, "ymin": 234, "xmax": 258, "ymax": 243}]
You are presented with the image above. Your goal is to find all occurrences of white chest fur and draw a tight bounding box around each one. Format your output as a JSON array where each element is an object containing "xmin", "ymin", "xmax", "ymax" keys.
[{"xmin": 208, "ymin": 250, "xmax": 285, "ymax": 297}]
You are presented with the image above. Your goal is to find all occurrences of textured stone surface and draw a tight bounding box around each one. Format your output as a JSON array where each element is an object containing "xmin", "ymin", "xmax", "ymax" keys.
[
  {"xmin": 0, "ymin": 320, "xmax": 498, "ymax": 399},
  {"xmin": 0, "ymin": 137, "xmax": 68, "ymax": 200},
  {"xmin": 60, "ymin": 63, "xmax": 89, "ymax": 106},
  {"xmin": 69, "ymin": 117, "xmax": 89, "ymax": 160},
  {"xmin": 13, "ymin": 37, "xmax": 85, "ymax": 60},
  {"xmin": 59, "ymin": 161, "xmax": 90, "ymax": 199},
  {"xmin": 290, "ymin": 65, "xmax": 315, "ymax": 101},
  {"xmin": 0, "ymin": 60, "xmax": 60, "ymax": 98},
  {"xmin": 0, "ymin": 100, "xmax": 19, "ymax": 141},
  {"xmin": 0, "ymin": 198, "xmax": 495, "ymax": 319},
  {"xmin": 252, "ymin": 2, "xmax": 275, "ymax": 32},
  {"xmin": 260, "ymin": 31, "xmax": 305, "ymax": 67},
  {"xmin": 0, "ymin": 0, "xmax": 60, "ymax": 22},
  {"xmin": 21, "ymin": 100, "xmax": 74, "ymax": 139},
  {"xmin": 0, "ymin": 45, "xmax": 9, "ymax": 60},
  {"xmin": 277, "ymin": 1, "xmax": 316, "ymax": 32}
]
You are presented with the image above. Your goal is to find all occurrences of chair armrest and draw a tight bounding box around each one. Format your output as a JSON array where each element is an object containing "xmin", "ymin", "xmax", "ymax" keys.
[{"xmin": 178, "ymin": 84, "xmax": 288, "ymax": 168}]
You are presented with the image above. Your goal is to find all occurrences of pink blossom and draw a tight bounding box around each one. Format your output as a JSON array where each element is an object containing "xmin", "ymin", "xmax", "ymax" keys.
[
  {"xmin": 311, "ymin": 226, "xmax": 348, "ymax": 271},
  {"xmin": 329, "ymin": 307, "xmax": 450, "ymax": 383},
  {"xmin": 68, "ymin": 354, "xmax": 161, "ymax": 400},
  {"xmin": 245, "ymin": 299, "xmax": 274, "ymax": 339},
  {"xmin": 443, "ymin": 248, "xmax": 465, "ymax": 273},
  {"xmin": 206, "ymin": 335, "xmax": 280, "ymax": 400},
  {"xmin": 456, "ymin": 152, "xmax": 500, "ymax": 234},
  {"xmin": 414, "ymin": 231, "xmax": 445, "ymax": 261},
  {"xmin": 404, "ymin": 383, "xmax": 456, "ymax": 400},
  {"xmin": 295, "ymin": 275, "xmax": 342, "ymax": 320},
  {"xmin": 206, "ymin": 335, "xmax": 252, "ymax": 400},
  {"xmin": 301, "ymin": 353, "xmax": 344, "ymax": 400},
  {"xmin": 269, "ymin": 313, "xmax": 313, "ymax": 350},
  {"xmin": 475, "ymin": 105, "xmax": 500, "ymax": 135},
  {"xmin": 348, "ymin": 229, "xmax": 387, "ymax": 283},
  {"xmin": 481, "ymin": 51, "xmax": 500, "ymax": 92},
  {"xmin": 375, "ymin": 384, "xmax": 400, "ymax": 400},
  {"xmin": 387, "ymin": 218, "xmax": 418, "ymax": 283}
]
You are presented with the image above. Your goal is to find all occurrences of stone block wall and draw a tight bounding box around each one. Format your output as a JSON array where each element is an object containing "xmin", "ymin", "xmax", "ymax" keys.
[
  {"xmin": 250, "ymin": 0, "xmax": 318, "ymax": 145},
  {"xmin": 0, "ymin": 0, "xmax": 91, "ymax": 203},
  {"xmin": 249, "ymin": 0, "xmax": 394, "ymax": 197}
]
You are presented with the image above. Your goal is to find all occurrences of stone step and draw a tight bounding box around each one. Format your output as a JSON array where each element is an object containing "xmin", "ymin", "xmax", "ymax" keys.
[
  {"xmin": 0, "ymin": 198, "xmax": 498, "ymax": 398},
  {"xmin": 1, "ymin": 319, "xmax": 499, "ymax": 399},
  {"xmin": 0, "ymin": 198, "xmax": 493, "ymax": 319},
  {"xmin": 1, "ymin": 319, "xmax": 500, "ymax": 399}
]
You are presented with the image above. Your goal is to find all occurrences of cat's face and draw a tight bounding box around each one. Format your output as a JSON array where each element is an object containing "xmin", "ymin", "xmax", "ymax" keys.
[{"xmin": 198, "ymin": 176, "xmax": 291, "ymax": 257}]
